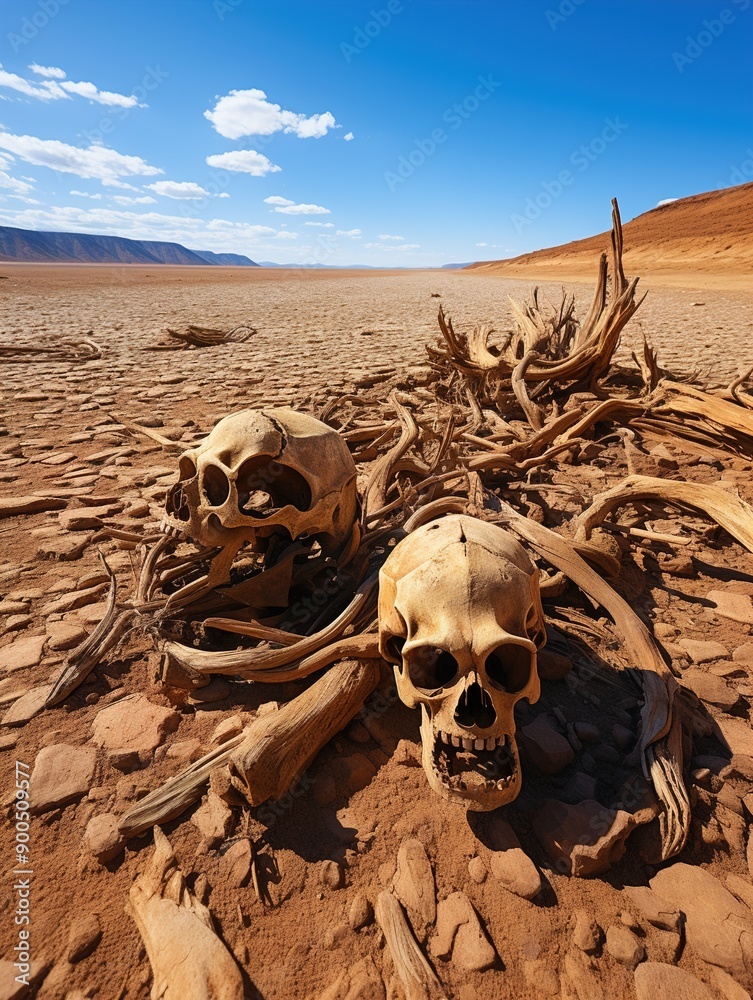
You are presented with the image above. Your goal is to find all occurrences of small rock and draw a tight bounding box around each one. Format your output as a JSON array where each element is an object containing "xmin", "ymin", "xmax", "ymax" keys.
[
  {"xmin": 30, "ymin": 744, "xmax": 96, "ymax": 814},
  {"xmin": 187, "ymin": 678, "xmax": 231, "ymax": 704},
  {"xmin": 222, "ymin": 840, "xmax": 252, "ymax": 888},
  {"xmin": 2, "ymin": 685, "xmax": 50, "ymax": 726},
  {"xmin": 572, "ymin": 909, "xmax": 602, "ymax": 954},
  {"xmin": 430, "ymin": 891, "xmax": 497, "ymax": 971},
  {"xmin": 679, "ymin": 638, "xmax": 729, "ymax": 664},
  {"xmin": 2, "ymin": 633, "xmax": 46, "ymax": 671},
  {"xmin": 67, "ymin": 913, "xmax": 102, "ymax": 962},
  {"xmin": 717, "ymin": 716, "xmax": 753, "ymax": 757},
  {"xmin": 532, "ymin": 799, "xmax": 636, "ymax": 877},
  {"xmin": 650, "ymin": 863, "xmax": 753, "ymax": 979},
  {"xmin": 211, "ymin": 715, "xmax": 244, "ymax": 745},
  {"xmin": 0, "ymin": 958, "xmax": 50, "ymax": 999},
  {"xmin": 606, "ymin": 924, "xmax": 644, "ymax": 969},
  {"xmin": 45, "ymin": 622, "xmax": 87, "ymax": 651},
  {"xmin": 82, "ymin": 814, "xmax": 124, "ymax": 863},
  {"xmin": 58, "ymin": 509, "xmax": 104, "ymax": 532},
  {"xmin": 91, "ymin": 694, "xmax": 179, "ymax": 764},
  {"xmin": 634, "ymin": 963, "xmax": 715, "ymax": 1000},
  {"xmin": 624, "ymin": 886, "xmax": 682, "ymax": 932},
  {"xmin": 708, "ymin": 590, "xmax": 753, "ymax": 625},
  {"xmin": 612, "ymin": 724, "xmax": 633, "ymax": 750},
  {"xmin": 726, "ymin": 874, "xmax": 753, "ymax": 913},
  {"xmin": 707, "ymin": 967, "xmax": 753, "ymax": 1000},
  {"xmin": 682, "ymin": 668, "xmax": 740, "ymax": 711},
  {"xmin": 489, "ymin": 848, "xmax": 541, "ymax": 901},
  {"xmin": 558, "ymin": 771, "xmax": 598, "ymax": 804},
  {"xmin": 392, "ymin": 838, "xmax": 436, "ymax": 940},
  {"xmin": 467, "ymin": 856, "xmax": 487, "ymax": 884},
  {"xmin": 733, "ymin": 643, "xmax": 753, "ymax": 668},
  {"xmin": 519, "ymin": 714, "xmax": 574, "ymax": 774},
  {"xmin": 349, "ymin": 893, "xmax": 374, "ymax": 930},
  {"xmin": 321, "ymin": 860, "xmax": 345, "ymax": 890},
  {"xmin": 191, "ymin": 791, "xmax": 233, "ymax": 848},
  {"xmin": 573, "ymin": 722, "xmax": 600, "ymax": 743}
]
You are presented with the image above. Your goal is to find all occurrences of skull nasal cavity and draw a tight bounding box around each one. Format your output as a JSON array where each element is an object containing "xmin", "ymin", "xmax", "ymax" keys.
[
  {"xmin": 454, "ymin": 682, "xmax": 497, "ymax": 730},
  {"xmin": 202, "ymin": 464, "xmax": 230, "ymax": 507}
]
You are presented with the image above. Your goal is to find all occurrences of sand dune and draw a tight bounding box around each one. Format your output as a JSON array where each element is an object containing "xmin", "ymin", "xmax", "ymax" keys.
[{"xmin": 468, "ymin": 182, "xmax": 753, "ymax": 289}]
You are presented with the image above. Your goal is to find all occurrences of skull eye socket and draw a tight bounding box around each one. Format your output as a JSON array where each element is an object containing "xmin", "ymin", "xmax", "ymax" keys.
[
  {"xmin": 178, "ymin": 456, "xmax": 197, "ymax": 481},
  {"xmin": 384, "ymin": 635, "xmax": 405, "ymax": 665},
  {"xmin": 202, "ymin": 464, "xmax": 230, "ymax": 507},
  {"xmin": 236, "ymin": 457, "xmax": 313, "ymax": 516},
  {"xmin": 406, "ymin": 647, "xmax": 459, "ymax": 692},
  {"xmin": 485, "ymin": 644, "xmax": 532, "ymax": 693}
]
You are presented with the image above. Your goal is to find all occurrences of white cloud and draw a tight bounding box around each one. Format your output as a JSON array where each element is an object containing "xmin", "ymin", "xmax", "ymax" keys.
[
  {"xmin": 218, "ymin": 191, "xmax": 230, "ymax": 198},
  {"xmin": 0, "ymin": 64, "xmax": 141, "ymax": 108},
  {"xmin": 70, "ymin": 190, "xmax": 103, "ymax": 200},
  {"xmin": 29, "ymin": 64, "xmax": 66, "ymax": 79},
  {"xmin": 275, "ymin": 231, "xmax": 299, "ymax": 239},
  {"xmin": 205, "ymin": 88, "xmax": 339, "ymax": 140},
  {"xmin": 475, "ymin": 242, "xmax": 488, "ymax": 247},
  {"xmin": 657, "ymin": 198, "xmax": 679, "ymax": 206},
  {"xmin": 205, "ymin": 150, "xmax": 280, "ymax": 176},
  {"xmin": 344, "ymin": 132, "xmax": 354, "ymax": 141},
  {"xmin": 0, "ymin": 132, "xmax": 163, "ymax": 187},
  {"xmin": 378, "ymin": 234, "xmax": 404, "ymax": 241},
  {"xmin": 112, "ymin": 194, "xmax": 157, "ymax": 205},
  {"xmin": 364, "ymin": 242, "xmax": 420, "ymax": 251},
  {"xmin": 0, "ymin": 170, "xmax": 33, "ymax": 195},
  {"xmin": 264, "ymin": 196, "xmax": 330, "ymax": 215},
  {"xmin": 305, "ymin": 221, "xmax": 334, "ymax": 228},
  {"xmin": 336, "ymin": 229, "xmax": 361, "ymax": 237},
  {"xmin": 147, "ymin": 180, "xmax": 210, "ymax": 200}
]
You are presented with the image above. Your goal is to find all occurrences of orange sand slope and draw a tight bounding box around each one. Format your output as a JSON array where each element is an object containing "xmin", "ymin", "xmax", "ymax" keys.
[{"xmin": 467, "ymin": 182, "xmax": 753, "ymax": 289}]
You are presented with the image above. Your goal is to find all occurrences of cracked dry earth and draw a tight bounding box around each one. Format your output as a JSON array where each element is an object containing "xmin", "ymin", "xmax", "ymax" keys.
[{"xmin": 1, "ymin": 264, "xmax": 753, "ymax": 1000}]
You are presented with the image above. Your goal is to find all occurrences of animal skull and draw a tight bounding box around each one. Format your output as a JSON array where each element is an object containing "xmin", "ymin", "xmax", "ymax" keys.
[
  {"xmin": 378, "ymin": 514, "xmax": 546, "ymax": 811},
  {"xmin": 162, "ymin": 407, "xmax": 359, "ymax": 561}
]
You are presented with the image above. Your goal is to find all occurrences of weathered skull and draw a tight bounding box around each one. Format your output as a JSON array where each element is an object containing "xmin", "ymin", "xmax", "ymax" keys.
[
  {"xmin": 378, "ymin": 514, "xmax": 546, "ymax": 810},
  {"xmin": 162, "ymin": 408, "xmax": 358, "ymax": 558}
]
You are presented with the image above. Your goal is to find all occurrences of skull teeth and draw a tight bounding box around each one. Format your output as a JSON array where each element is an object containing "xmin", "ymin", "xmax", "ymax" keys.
[
  {"xmin": 159, "ymin": 520, "xmax": 185, "ymax": 540},
  {"xmin": 438, "ymin": 731, "xmax": 510, "ymax": 750}
]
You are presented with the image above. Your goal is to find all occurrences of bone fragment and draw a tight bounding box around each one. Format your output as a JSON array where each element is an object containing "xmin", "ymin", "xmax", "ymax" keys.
[
  {"xmin": 127, "ymin": 826, "xmax": 244, "ymax": 1000},
  {"xmin": 374, "ymin": 891, "xmax": 447, "ymax": 1000}
]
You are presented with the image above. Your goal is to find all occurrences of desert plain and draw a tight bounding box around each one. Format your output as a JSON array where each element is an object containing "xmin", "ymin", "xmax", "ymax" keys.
[{"xmin": 1, "ymin": 244, "xmax": 753, "ymax": 1000}]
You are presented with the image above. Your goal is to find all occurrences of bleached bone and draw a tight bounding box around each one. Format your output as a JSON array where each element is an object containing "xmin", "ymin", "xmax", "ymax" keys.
[
  {"xmin": 375, "ymin": 891, "xmax": 447, "ymax": 1000},
  {"xmin": 119, "ymin": 658, "xmax": 379, "ymax": 839},
  {"xmin": 378, "ymin": 514, "xmax": 546, "ymax": 812},
  {"xmin": 127, "ymin": 826, "xmax": 244, "ymax": 1000}
]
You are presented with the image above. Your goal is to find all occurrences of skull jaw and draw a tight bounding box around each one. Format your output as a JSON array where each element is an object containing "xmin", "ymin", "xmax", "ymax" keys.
[{"xmin": 419, "ymin": 706, "xmax": 522, "ymax": 812}]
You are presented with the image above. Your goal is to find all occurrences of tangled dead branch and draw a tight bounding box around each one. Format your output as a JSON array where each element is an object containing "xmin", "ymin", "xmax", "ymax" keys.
[
  {"xmin": 145, "ymin": 323, "xmax": 256, "ymax": 350},
  {"xmin": 0, "ymin": 337, "xmax": 101, "ymax": 362}
]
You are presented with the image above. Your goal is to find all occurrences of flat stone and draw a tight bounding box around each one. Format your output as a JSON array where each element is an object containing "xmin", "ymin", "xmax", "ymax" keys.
[
  {"xmin": 222, "ymin": 839, "xmax": 252, "ymax": 888},
  {"xmin": 191, "ymin": 791, "xmax": 233, "ymax": 848},
  {"xmin": 467, "ymin": 857, "xmax": 487, "ymax": 884},
  {"xmin": 393, "ymin": 838, "xmax": 436, "ymax": 941},
  {"xmin": 187, "ymin": 678, "xmax": 231, "ymax": 704},
  {"xmin": 624, "ymin": 886, "xmax": 682, "ymax": 932},
  {"xmin": 650, "ymin": 863, "xmax": 753, "ymax": 979},
  {"xmin": 321, "ymin": 860, "xmax": 345, "ymax": 890},
  {"xmin": 605, "ymin": 924, "xmax": 645, "ymax": 969},
  {"xmin": 679, "ymin": 638, "xmax": 729, "ymax": 664},
  {"xmin": 708, "ymin": 590, "xmax": 753, "ymax": 625},
  {"xmin": 634, "ymin": 963, "xmax": 715, "ymax": 1000},
  {"xmin": 1, "ymin": 634, "xmax": 46, "ymax": 672},
  {"xmin": 572, "ymin": 909, "xmax": 602, "ymax": 953},
  {"xmin": 733, "ymin": 643, "xmax": 753, "ymax": 668},
  {"xmin": 211, "ymin": 714, "xmax": 244, "ymax": 745},
  {"xmin": 349, "ymin": 893, "xmax": 374, "ymax": 931},
  {"xmin": 91, "ymin": 694, "xmax": 179, "ymax": 763},
  {"xmin": 519, "ymin": 714, "xmax": 574, "ymax": 774},
  {"xmin": 681, "ymin": 668, "xmax": 740, "ymax": 710},
  {"xmin": 30, "ymin": 744, "xmax": 96, "ymax": 813},
  {"xmin": 558, "ymin": 771, "xmax": 598, "ymax": 804},
  {"xmin": 0, "ymin": 958, "xmax": 50, "ymax": 999},
  {"xmin": 67, "ymin": 913, "xmax": 102, "ymax": 962},
  {"xmin": 489, "ymin": 842, "xmax": 541, "ymax": 901},
  {"xmin": 2, "ymin": 685, "xmax": 51, "ymax": 726},
  {"xmin": 82, "ymin": 813, "xmax": 125, "ymax": 864},
  {"xmin": 45, "ymin": 622, "xmax": 87, "ymax": 651},
  {"xmin": 726, "ymin": 874, "xmax": 753, "ymax": 913},
  {"xmin": 36, "ymin": 534, "xmax": 91, "ymax": 561},
  {"xmin": 717, "ymin": 716, "xmax": 753, "ymax": 757},
  {"xmin": 430, "ymin": 891, "xmax": 496, "ymax": 971},
  {"xmin": 532, "ymin": 799, "xmax": 636, "ymax": 877},
  {"xmin": 58, "ymin": 509, "xmax": 104, "ymax": 532}
]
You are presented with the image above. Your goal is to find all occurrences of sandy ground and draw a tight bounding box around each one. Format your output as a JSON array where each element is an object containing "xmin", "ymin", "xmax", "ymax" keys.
[{"xmin": 1, "ymin": 265, "xmax": 753, "ymax": 1000}]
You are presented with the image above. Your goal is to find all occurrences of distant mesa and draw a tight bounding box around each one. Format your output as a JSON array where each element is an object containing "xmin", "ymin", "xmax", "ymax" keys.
[
  {"xmin": 0, "ymin": 225, "xmax": 259, "ymax": 267},
  {"xmin": 467, "ymin": 182, "xmax": 753, "ymax": 280}
]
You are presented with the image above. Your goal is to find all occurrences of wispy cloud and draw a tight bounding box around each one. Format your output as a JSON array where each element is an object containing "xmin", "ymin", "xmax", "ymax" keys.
[
  {"xmin": 205, "ymin": 88, "xmax": 339, "ymax": 140},
  {"xmin": 205, "ymin": 149, "xmax": 280, "ymax": 175},
  {"xmin": 147, "ymin": 180, "xmax": 211, "ymax": 200},
  {"xmin": 0, "ymin": 132, "xmax": 163, "ymax": 186},
  {"xmin": 344, "ymin": 132, "xmax": 355, "ymax": 141},
  {"xmin": 378, "ymin": 234, "xmax": 404, "ymax": 240},
  {"xmin": 336, "ymin": 228, "xmax": 361, "ymax": 237},
  {"xmin": 0, "ymin": 64, "xmax": 142, "ymax": 108},
  {"xmin": 264, "ymin": 195, "xmax": 330, "ymax": 215},
  {"xmin": 305, "ymin": 221, "xmax": 334, "ymax": 227}
]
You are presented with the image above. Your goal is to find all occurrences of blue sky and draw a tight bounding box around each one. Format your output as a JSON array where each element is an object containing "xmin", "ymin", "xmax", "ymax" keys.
[{"xmin": 0, "ymin": 0, "xmax": 750, "ymax": 265}]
